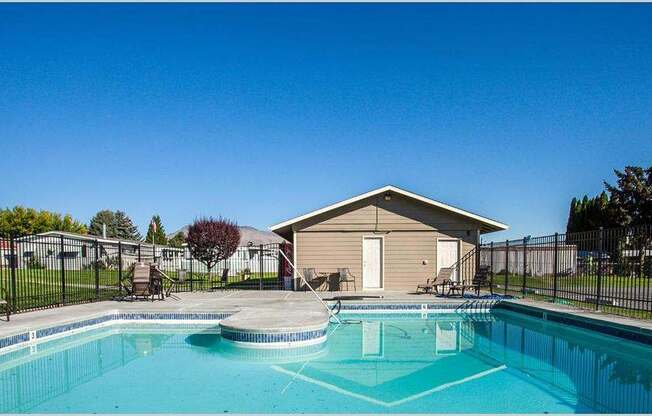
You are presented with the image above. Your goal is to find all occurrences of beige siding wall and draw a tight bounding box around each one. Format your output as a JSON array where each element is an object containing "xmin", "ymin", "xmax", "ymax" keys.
[
  {"xmin": 296, "ymin": 230, "xmax": 475, "ymax": 291},
  {"xmin": 294, "ymin": 194, "xmax": 479, "ymax": 291}
]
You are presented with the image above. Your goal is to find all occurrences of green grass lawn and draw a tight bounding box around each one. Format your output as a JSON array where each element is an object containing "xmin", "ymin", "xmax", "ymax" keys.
[
  {"xmin": 0, "ymin": 268, "xmax": 282, "ymax": 312},
  {"xmin": 491, "ymin": 273, "xmax": 652, "ymax": 290},
  {"xmin": 489, "ymin": 272, "xmax": 652, "ymax": 320},
  {"xmin": 500, "ymin": 290, "xmax": 652, "ymax": 320}
]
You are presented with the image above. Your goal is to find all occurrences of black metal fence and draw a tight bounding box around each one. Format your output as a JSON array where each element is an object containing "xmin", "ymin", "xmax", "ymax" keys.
[
  {"xmin": 479, "ymin": 224, "xmax": 652, "ymax": 318},
  {"xmin": 0, "ymin": 233, "xmax": 293, "ymax": 314}
]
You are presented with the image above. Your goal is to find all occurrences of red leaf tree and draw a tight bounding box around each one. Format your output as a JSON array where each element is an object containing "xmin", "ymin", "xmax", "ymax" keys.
[{"xmin": 186, "ymin": 217, "xmax": 241, "ymax": 274}]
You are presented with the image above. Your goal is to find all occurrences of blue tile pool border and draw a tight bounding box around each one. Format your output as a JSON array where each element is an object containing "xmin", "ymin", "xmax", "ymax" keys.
[
  {"xmin": 0, "ymin": 311, "xmax": 233, "ymax": 351},
  {"xmin": 495, "ymin": 301, "xmax": 652, "ymax": 346},
  {"xmin": 336, "ymin": 300, "xmax": 500, "ymax": 312},
  {"xmin": 220, "ymin": 327, "xmax": 328, "ymax": 344},
  {"xmin": 5, "ymin": 300, "xmax": 652, "ymax": 351}
]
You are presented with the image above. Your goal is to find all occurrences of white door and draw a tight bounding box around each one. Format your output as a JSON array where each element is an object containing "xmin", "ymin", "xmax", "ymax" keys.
[
  {"xmin": 437, "ymin": 240, "xmax": 459, "ymax": 282},
  {"xmin": 363, "ymin": 237, "xmax": 383, "ymax": 289}
]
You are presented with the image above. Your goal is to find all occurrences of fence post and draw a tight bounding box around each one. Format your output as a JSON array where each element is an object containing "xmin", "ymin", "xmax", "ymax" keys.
[
  {"xmin": 504, "ymin": 240, "xmax": 509, "ymax": 296},
  {"xmin": 596, "ymin": 227, "xmax": 604, "ymax": 310},
  {"xmin": 189, "ymin": 248, "xmax": 194, "ymax": 292},
  {"xmin": 489, "ymin": 242, "xmax": 494, "ymax": 293},
  {"xmin": 553, "ymin": 232, "xmax": 559, "ymax": 302},
  {"xmin": 259, "ymin": 244, "xmax": 264, "ymax": 290},
  {"xmin": 60, "ymin": 235, "xmax": 66, "ymax": 305},
  {"xmin": 9, "ymin": 236, "xmax": 17, "ymax": 313},
  {"xmin": 118, "ymin": 241, "xmax": 123, "ymax": 295},
  {"xmin": 94, "ymin": 239, "xmax": 100, "ymax": 300},
  {"xmin": 522, "ymin": 236, "xmax": 528, "ymax": 295}
]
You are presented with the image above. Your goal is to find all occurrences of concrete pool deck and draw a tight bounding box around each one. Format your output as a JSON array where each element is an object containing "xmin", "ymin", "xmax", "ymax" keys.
[{"xmin": 2, "ymin": 290, "xmax": 652, "ymax": 341}]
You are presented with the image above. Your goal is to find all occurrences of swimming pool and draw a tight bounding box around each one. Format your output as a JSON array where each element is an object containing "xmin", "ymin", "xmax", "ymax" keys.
[{"xmin": 1, "ymin": 309, "xmax": 651, "ymax": 413}]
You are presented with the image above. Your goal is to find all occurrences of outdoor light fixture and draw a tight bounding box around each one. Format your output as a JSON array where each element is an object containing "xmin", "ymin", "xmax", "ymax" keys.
[{"xmin": 384, "ymin": 192, "xmax": 392, "ymax": 201}]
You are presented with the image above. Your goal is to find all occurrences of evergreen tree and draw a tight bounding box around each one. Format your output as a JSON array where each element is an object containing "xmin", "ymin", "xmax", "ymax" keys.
[
  {"xmin": 566, "ymin": 198, "xmax": 578, "ymax": 233},
  {"xmin": 88, "ymin": 210, "xmax": 142, "ymax": 240},
  {"xmin": 88, "ymin": 210, "xmax": 116, "ymax": 237},
  {"xmin": 579, "ymin": 195, "xmax": 589, "ymax": 231},
  {"xmin": 604, "ymin": 166, "xmax": 652, "ymax": 227},
  {"xmin": 114, "ymin": 211, "xmax": 142, "ymax": 241},
  {"xmin": 565, "ymin": 192, "xmax": 614, "ymax": 234},
  {"xmin": 604, "ymin": 165, "xmax": 652, "ymax": 276},
  {"xmin": 145, "ymin": 215, "xmax": 167, "ymax": 245}
]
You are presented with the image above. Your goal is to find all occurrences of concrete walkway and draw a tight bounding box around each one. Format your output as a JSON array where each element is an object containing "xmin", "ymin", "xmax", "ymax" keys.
[{"xmin": 0, "ymin": 290, "xmax": 456, "ymax": 337}]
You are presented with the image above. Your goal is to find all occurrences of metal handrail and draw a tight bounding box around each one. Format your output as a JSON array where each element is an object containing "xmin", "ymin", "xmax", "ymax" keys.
[
  {"xmin": 277, "ymin": 249, "xmax": 342, "ymax": 324},
  {"xmin": 448, "ymin": 247, "xmax": 478, "ymax": 283}
]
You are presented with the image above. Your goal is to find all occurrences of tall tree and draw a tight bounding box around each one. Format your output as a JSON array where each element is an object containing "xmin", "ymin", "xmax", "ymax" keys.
[
  {"xmin": 88, "ymin": 210, "xmax": 116, "ymax": 237},
  {"xmin": 565, "ymin": 192, "xmax": 614, "ymax": 234},
  {"xmin": 604, "ymin": 166, "xmax": 652, "ymax": 227},
  {"xmin": 566, "ymin": 198, "xmax": 578, "ymax": 233},
  {"xmin": 88, "ymin": 210, "xmax": 142, "ymax": 240},
  {"xmin": 145, "ymin": 215, "xmax": 167, "ymax": 245},
  {"xmin": 186, "ymin": 217, "xmax": 240, "ymax": 276},
  {"xmin": 0, "ymin": 206, "xmax": 87, "ymax": 237},
  {"xmin": 114, "ymin": 211, "xmax": 142, "ymax": 240},
  {"xmin": 604, "ymin": 166, "xmax": 652, "ymax": 276}
]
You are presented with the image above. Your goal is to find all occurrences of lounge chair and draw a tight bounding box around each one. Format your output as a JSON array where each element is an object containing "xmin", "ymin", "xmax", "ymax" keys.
[
  {"xmin": 132, "ymin": 262, "xmax": 156, "ymax": 301},
  {"xmin": 447, "ymin": 266, "xmax": 492, "ymax": 297},
  {"xmin": 1, "ymin": 286, "xmax": 9, "ymax": 321},
  {"xmin": 416, "ymin": 267, "xmax": 454, "ymax": 294},
  {"xmin": 337, "ymin": 268, "xmax": 357, "ymax": 291}
]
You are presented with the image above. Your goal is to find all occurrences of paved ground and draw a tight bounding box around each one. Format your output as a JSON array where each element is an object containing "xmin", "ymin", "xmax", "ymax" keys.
[
  {"xmin": 506, "ymin": 297, "xmax": 652, "ymax": 331},
  {"xmin": 2, "ymin": 290, "xmax": 652, "ymax": 339},
  {"xmin": 0, "ymin": 290, "xmax": 460, "ymax": 337}
]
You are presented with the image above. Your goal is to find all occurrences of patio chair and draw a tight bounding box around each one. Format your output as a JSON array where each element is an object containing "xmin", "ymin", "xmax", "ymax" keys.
[
  {"xmin": 132, "ymin": 262, "xmax": 155, "ymax": 301},
  {"xmin": 464, "ymin": 265, "xmax": 492, "ymax": 297},
  {"xmin": 447, "ymin": 265, "xmax": 492, "ymax": 297},
  {"xmin": 0, "ymin": 286, "xmax": 9, "ymax": 321},
  {"xmin": 416, "ymin": 267, "xmax": 454, "ymax": 294},
  {"xmin": 337, "ymin": 268, "xmax": 357, "ymax": 292}
]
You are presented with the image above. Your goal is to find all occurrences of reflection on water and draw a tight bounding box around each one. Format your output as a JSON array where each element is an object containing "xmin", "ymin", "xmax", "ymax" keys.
[{"xmin": 1, "ymin": 313, "xmax": 652, "ymax": 413}]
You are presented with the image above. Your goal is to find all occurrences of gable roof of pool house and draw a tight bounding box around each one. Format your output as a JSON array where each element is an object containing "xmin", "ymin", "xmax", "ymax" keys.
[
  {"xmin": 269, "ymin": 185, "xmax": 508, "ymax": 241},
  {"xmin": 270, "ymin": 185, "xmax": 507, "ymax": 291}
]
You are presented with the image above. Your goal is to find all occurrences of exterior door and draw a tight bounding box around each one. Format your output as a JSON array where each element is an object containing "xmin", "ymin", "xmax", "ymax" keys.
[
  {"xmin": 437, "ymin": 239, "xmax": 460, "ymax": 282},
  {"xmin": 363, "ymin": 237, "xmax": 383, "ymax": 289}
]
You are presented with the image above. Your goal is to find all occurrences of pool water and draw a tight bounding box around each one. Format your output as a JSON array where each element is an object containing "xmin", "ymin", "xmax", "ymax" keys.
[{"xmin": 1, "ymin": 310, "xmax": 652, "ymax": 413}]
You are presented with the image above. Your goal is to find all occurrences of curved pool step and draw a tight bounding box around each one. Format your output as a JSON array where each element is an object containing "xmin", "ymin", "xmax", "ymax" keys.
[{"xmin": 218, "ymin": 305, "xmax": 329, "ymax": 349}]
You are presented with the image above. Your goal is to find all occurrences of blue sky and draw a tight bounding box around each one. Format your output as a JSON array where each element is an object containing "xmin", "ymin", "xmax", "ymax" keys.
[{"xmin": 1, "ymin": 4, "xmax": 650, "ymax": 241}]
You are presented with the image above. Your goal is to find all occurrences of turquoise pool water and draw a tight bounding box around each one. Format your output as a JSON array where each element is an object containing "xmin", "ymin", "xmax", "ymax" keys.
[{"xmin": 1, "ymin": 310, "xmax": 652, "ymax": 413}]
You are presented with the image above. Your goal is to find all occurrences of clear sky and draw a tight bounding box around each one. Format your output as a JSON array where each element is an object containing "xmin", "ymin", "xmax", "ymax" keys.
[{"xmin": 1, "ymin": 3, "xmax": 650, "ymax": 241}]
